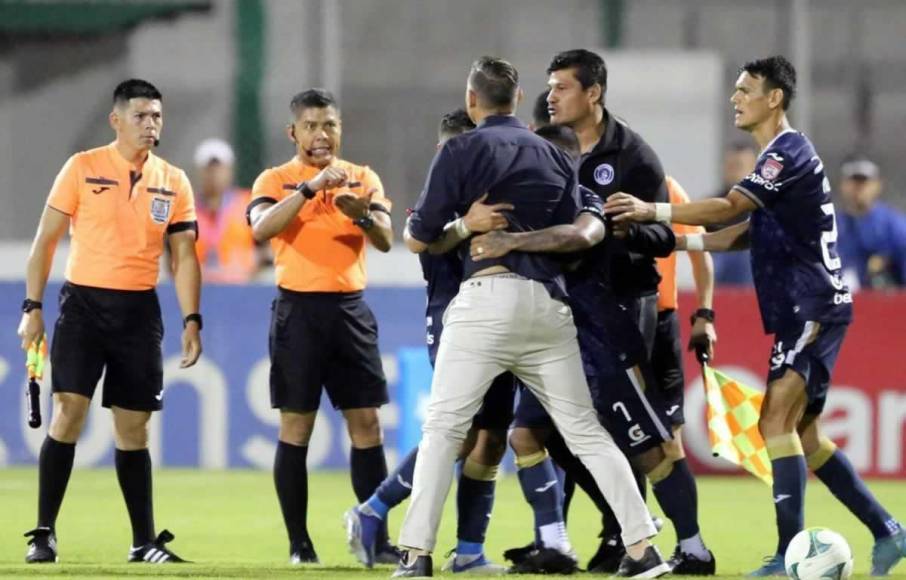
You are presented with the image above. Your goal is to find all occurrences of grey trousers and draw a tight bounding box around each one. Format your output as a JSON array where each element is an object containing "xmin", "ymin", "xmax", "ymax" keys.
[{"xmin": 398, "ymin": 275, "xmax": 656, "ymax": 552}]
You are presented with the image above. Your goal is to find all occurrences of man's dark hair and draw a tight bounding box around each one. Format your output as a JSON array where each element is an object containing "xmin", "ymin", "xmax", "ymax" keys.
[
  {"xmin": 113, "ymin": 79, "xmax": 162, "ymax": 105},
  {"xmin": 532, "ymin": 90, "xmax": 551, "ymax": 128},
  {"xmin": 438, "ymin": 108, "xmax": 475, "ymax": 140},
  {"xmin": 535, "ymin": 124, "xmax": 580, "ymax": 159},
  {"xmin": 290, "ymin": 88, "xmax": 339, "ymax": 117},
  {"xmin": 547, "ymin": 49, "xmax": 607, "ymax": 103},
  {"xmin": 740, "ymin": 56, "xmax": 797, "ymax": 111},
  {"xmin": 468, "ymin": 56, "xmax": 520, "ymax": 109}
]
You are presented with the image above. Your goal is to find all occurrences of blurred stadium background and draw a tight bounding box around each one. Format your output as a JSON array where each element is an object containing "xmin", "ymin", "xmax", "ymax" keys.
[{"xmin": 0, "ymin": 0, "xmax": 905, "ymax": 574}]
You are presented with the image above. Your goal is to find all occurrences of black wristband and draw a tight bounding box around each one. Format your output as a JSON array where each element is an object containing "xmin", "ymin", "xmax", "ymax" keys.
[
  {"xmin": 184, "ymin": 313, "xmax": 203, "ymax": 330},
  {"xmin": 296, "ymin": 182, "xmax": 316, "ymax": 199},
  {"xmin": 690, "ymin": 308, "xmax": 715, "ymax": 325},
  {"xmin": 22, "ymin": 299, "xmax": 42, "ymax": 313}
]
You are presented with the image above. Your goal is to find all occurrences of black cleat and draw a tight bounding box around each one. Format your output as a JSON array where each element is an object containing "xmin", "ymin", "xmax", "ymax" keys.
[
  {"xmin": 503, "ymin": 542, "xmax": 537, "ymax": 566},
  {"xmin": 615, "ymin": 545, "xmax": 671, "ymax": 578},
  {"xmin": 128, "ymin": 530, "xmax": 188, "ymax": 563},
  {"xmin": 668, "ymin": 546, "xmax": 716, "ymax": 575},
  {"xmin": 24, "ymin": 527, "xmax": 58, "ymax": 563},
  {"xmin": 375, "ymin": 542, "xmax": 402, "ymax": 565},
  {"xmin": 289, "ymin": 537, "xmax": 320, "ymax": 564},
  {"xmin": 508, "ymin": 547, "xmax": 579, "ymax": 575},
  {"xmin": 392, "ymin": 551, "xmax": 433, "ymax": 577},
  {"xmin": 588, "ymin": 534, "xmax": 625, "ymax": 573}
]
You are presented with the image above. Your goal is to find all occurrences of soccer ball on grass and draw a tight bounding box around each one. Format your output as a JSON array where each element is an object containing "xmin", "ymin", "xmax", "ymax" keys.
[{"xmin": 784, "ymin": 527, "xmax": 854, "ymax": 580}]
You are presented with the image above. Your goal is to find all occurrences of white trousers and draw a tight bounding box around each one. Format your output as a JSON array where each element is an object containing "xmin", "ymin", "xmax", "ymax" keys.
[{"xmin": 398, "ymin": 275, "xmax": 656, "ymax": 551}]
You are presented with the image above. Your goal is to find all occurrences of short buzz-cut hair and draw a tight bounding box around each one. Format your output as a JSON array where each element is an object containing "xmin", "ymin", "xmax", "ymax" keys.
[
  {"xmin": 547, "ymin": 49, "xmax": 607, "ymax": 103},
  {"xmin": 290, "ymin": 88, "xmax": 339, "ymax": 117},
  {"xmin": 740, "ymin": 56, "xmax": 797, "ymax": 111},
  {"xmin": 532, "ymin": 90, "xmax": 551, "ymax": 128},
  {"xmin": 535, "ymin": 124, "xmax": 581, "ymax": 159},
  {"xmin": 468, "ymin": 56, "xmax": 520, "ymax": 108},
  {"xmin": 113, "ymin": 79, "xmax": 162, "ymax": 106},
  {"xmin": 438, "ymin": 108, "xmax": 476, "ymax": 140}
]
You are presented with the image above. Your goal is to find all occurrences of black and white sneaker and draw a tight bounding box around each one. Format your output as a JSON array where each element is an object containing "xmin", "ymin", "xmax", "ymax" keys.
[
  {"xmin": 392, "ymin": 551, "xmax": 433, "ymax": 577},
  {"xmin": 668, "ymin": 546, "xmax": 716, "ymax": 575},
  {"xmin": 127, "ymin": 530, "xmax": 187, "ymax": 563},
  {"xmin": 615, "ymin": 545, "xmax": 671, "ymax": 578},
  {"xmin": 508, "ymin": 547, "xmax": 579, "ymax": 575},
  {"xmin": 588, "ymin": 534, "xmax": 625, "ymax": 573},
  {"xmin": 290, "ymin": 537, "xmax": 320, "ymax": 564},
  {"xmin": 24, "ymin": 527, "xmax": 58, "ymax": 563}
]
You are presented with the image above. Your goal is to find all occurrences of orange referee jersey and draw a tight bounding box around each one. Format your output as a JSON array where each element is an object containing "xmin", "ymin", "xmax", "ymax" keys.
[
  {"xmin": 46, "ymin": 143, "xmax": 196, "ymax": 291},
  {"xmin": 656, "ymin": 176, "xmax": 705, "ymax": 312},
  {"xmin": 250, "ymin": 157, "xmax": 391, "ymax": 293}
]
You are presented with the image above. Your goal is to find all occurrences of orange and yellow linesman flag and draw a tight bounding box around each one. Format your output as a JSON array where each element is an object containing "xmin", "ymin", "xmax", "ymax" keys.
[
  {"xmin": 27, "ymin": 334, "xmax": 47, "ymax": 380},
  {"xmin": 702, "ymin": 364, "xmax": 773, "ymax": 485}
]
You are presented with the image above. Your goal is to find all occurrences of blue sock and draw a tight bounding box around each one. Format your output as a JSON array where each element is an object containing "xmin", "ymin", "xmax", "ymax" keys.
[
  {"xmin": 517, "ymin": 458, "xmax": 564, "ymax": 545},
  {"xmin": 651, "ymin": 458, "xmax": 701, "ymax": 540},
  {"xmin": 367, "ymin": 447, "xmax": 417, "ymax": 518},
  {"xmin": 814, "ymin": 450, "xmax": 900, "ymax": 539},
  {"xmin": 456, "ymin": 474, "xmax": 495, "ymax": 548},
  {"xmin": 771, "ymin": 455, "xmax": 807, "ymax": 555}
]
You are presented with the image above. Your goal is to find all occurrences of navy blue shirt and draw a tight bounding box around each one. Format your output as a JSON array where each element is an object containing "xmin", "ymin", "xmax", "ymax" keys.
[
  {"xmin": 566, "ymin": 188, "xmax": 673, "ymax": 376},
  {"xmin": 734, "ymin": 130, "xmax": 853, "ymax": 334},
  {"xmin": 408, "ymin": 115, "xmax": 581, "ymax": 299}
]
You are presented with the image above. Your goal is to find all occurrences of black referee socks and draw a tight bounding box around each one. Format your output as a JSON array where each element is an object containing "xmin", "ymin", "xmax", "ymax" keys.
[
  {"xmin": 37, "ymin": 436, "xmax": 76, "ymax": 530},
  {"xmin": 274, "ymin": 441, "xmax": 311, "ymax": 548},
  {"xmin": 350, "ymin": 445, "xmax": 388, "ymax": 503},
  {"xmin": 115, "ymin": 448, "xmax": 155, "ymax": 547},
  {"xmin": 351, "ymin": 445, "xmax": 390, "ymax": 546}
]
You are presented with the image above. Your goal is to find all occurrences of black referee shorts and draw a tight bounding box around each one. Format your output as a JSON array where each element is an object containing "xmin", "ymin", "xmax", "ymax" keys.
[
  {"xmin": 269, "ymin": 288, "xmax": 388, "ymax": 412},
  {"xmin": 51, "ymin": 282, "xmax": 164, "ymax": 412}
]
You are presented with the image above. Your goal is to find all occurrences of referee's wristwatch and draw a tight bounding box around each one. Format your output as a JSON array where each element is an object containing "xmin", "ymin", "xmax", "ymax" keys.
[
  {"xmin": 296, "ymin": 181, "xmax": 317, "ymax": 200},
  {"xmin": 184, "ymin": 313, "xmax": 203, "ymax": 330},
  {"xmin": 354, "ymin": 211, "xmax": 375, "ymax": 231},
  {"xmin": 690, "ymin": 308, "xmax": 715, "ymax": 325},
  {"xmin": 22, "ymin": 299, "xmax": 42, "ymax": 313}
]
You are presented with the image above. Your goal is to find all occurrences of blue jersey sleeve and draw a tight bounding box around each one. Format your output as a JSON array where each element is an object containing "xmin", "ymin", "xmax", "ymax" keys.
[
  {"xmin": 734, "ymin": 148, "xmax": 792, "ymax": 209},
  {"xmin": 550, "ymin": 166, "xmax": 581, "ymax": 225},
  {"xmin": 408, "ymin": 142, "xmax": 462, "ymax": 243},
  {"xmin": 578, "ymin": 185, "xmax": 605, "ymax": 223}
]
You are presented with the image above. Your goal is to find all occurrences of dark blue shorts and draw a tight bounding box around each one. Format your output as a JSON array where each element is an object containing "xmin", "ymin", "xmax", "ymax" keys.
[
  {"xmin": 427, "ymin": 303, "xmax": 515, "ymax": 431},
  {"xmin": 513, "ymin": 366, "xmax": 672, "ymax": 455},
  {"xmin": 650, "ymin": 309, "xmax": 685, "ymax": 426},
  {"xmin": 767, "ymin": 321, "xmax": 848, "ymax": 416}
]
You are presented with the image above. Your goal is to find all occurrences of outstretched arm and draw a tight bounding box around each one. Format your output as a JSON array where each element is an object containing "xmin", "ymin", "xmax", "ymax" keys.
[
  {"xmin": 676, "ymin": 220, "xmax": 751, "ymax": 252},
  {"xmin": 605, "ymin": 189, "xmax": 756, "ymax": 227}
]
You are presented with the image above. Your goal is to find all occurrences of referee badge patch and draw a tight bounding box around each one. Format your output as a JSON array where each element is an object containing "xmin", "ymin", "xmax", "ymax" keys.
[
  {"xmin": 594, "ymin": 163, "xmax": 615, "ymax": 186},
  {"xmin": 150, "ymin": 197, "xmax": 171, "ymax": 224}
]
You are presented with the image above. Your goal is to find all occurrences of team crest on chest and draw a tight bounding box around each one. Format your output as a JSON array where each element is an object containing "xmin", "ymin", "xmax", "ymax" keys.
[
  {"xmin": 761, "ymin": 158, "xmax": 783, "ymax": 181},
  {"xmin": 594, "ymin": 163, "xmax": 615, "ymax": 186},
  {"xmin": 150, "ymin": 197, "xmax": 171, "ymax": 224}
]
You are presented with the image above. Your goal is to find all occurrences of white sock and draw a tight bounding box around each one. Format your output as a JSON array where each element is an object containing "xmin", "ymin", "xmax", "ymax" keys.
[
  {"xmin": 538, "ymin": 522, "xmax": 572, "ymax": 554},
  {"xmin": 455, "ymin": 553, "xmax": 481, "ymax": 565},
  {"xmin": 679, "ymin": 533, "xmax": 711, "ymax": 560}
]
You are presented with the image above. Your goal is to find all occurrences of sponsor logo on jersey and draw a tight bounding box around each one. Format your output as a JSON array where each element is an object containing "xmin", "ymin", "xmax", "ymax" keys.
[
  {"xmin": 594, "ymin": 163, "xmax": 615, "ymax": 186},
  {"xmin": 745, "ymin": 172, "xmax": 783, "ymax": 191}
]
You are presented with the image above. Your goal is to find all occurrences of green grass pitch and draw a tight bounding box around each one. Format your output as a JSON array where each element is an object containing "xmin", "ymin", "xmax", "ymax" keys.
[{"xmin": 0, "ymin": 469, "xmax": 903, "ymax": 578}]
